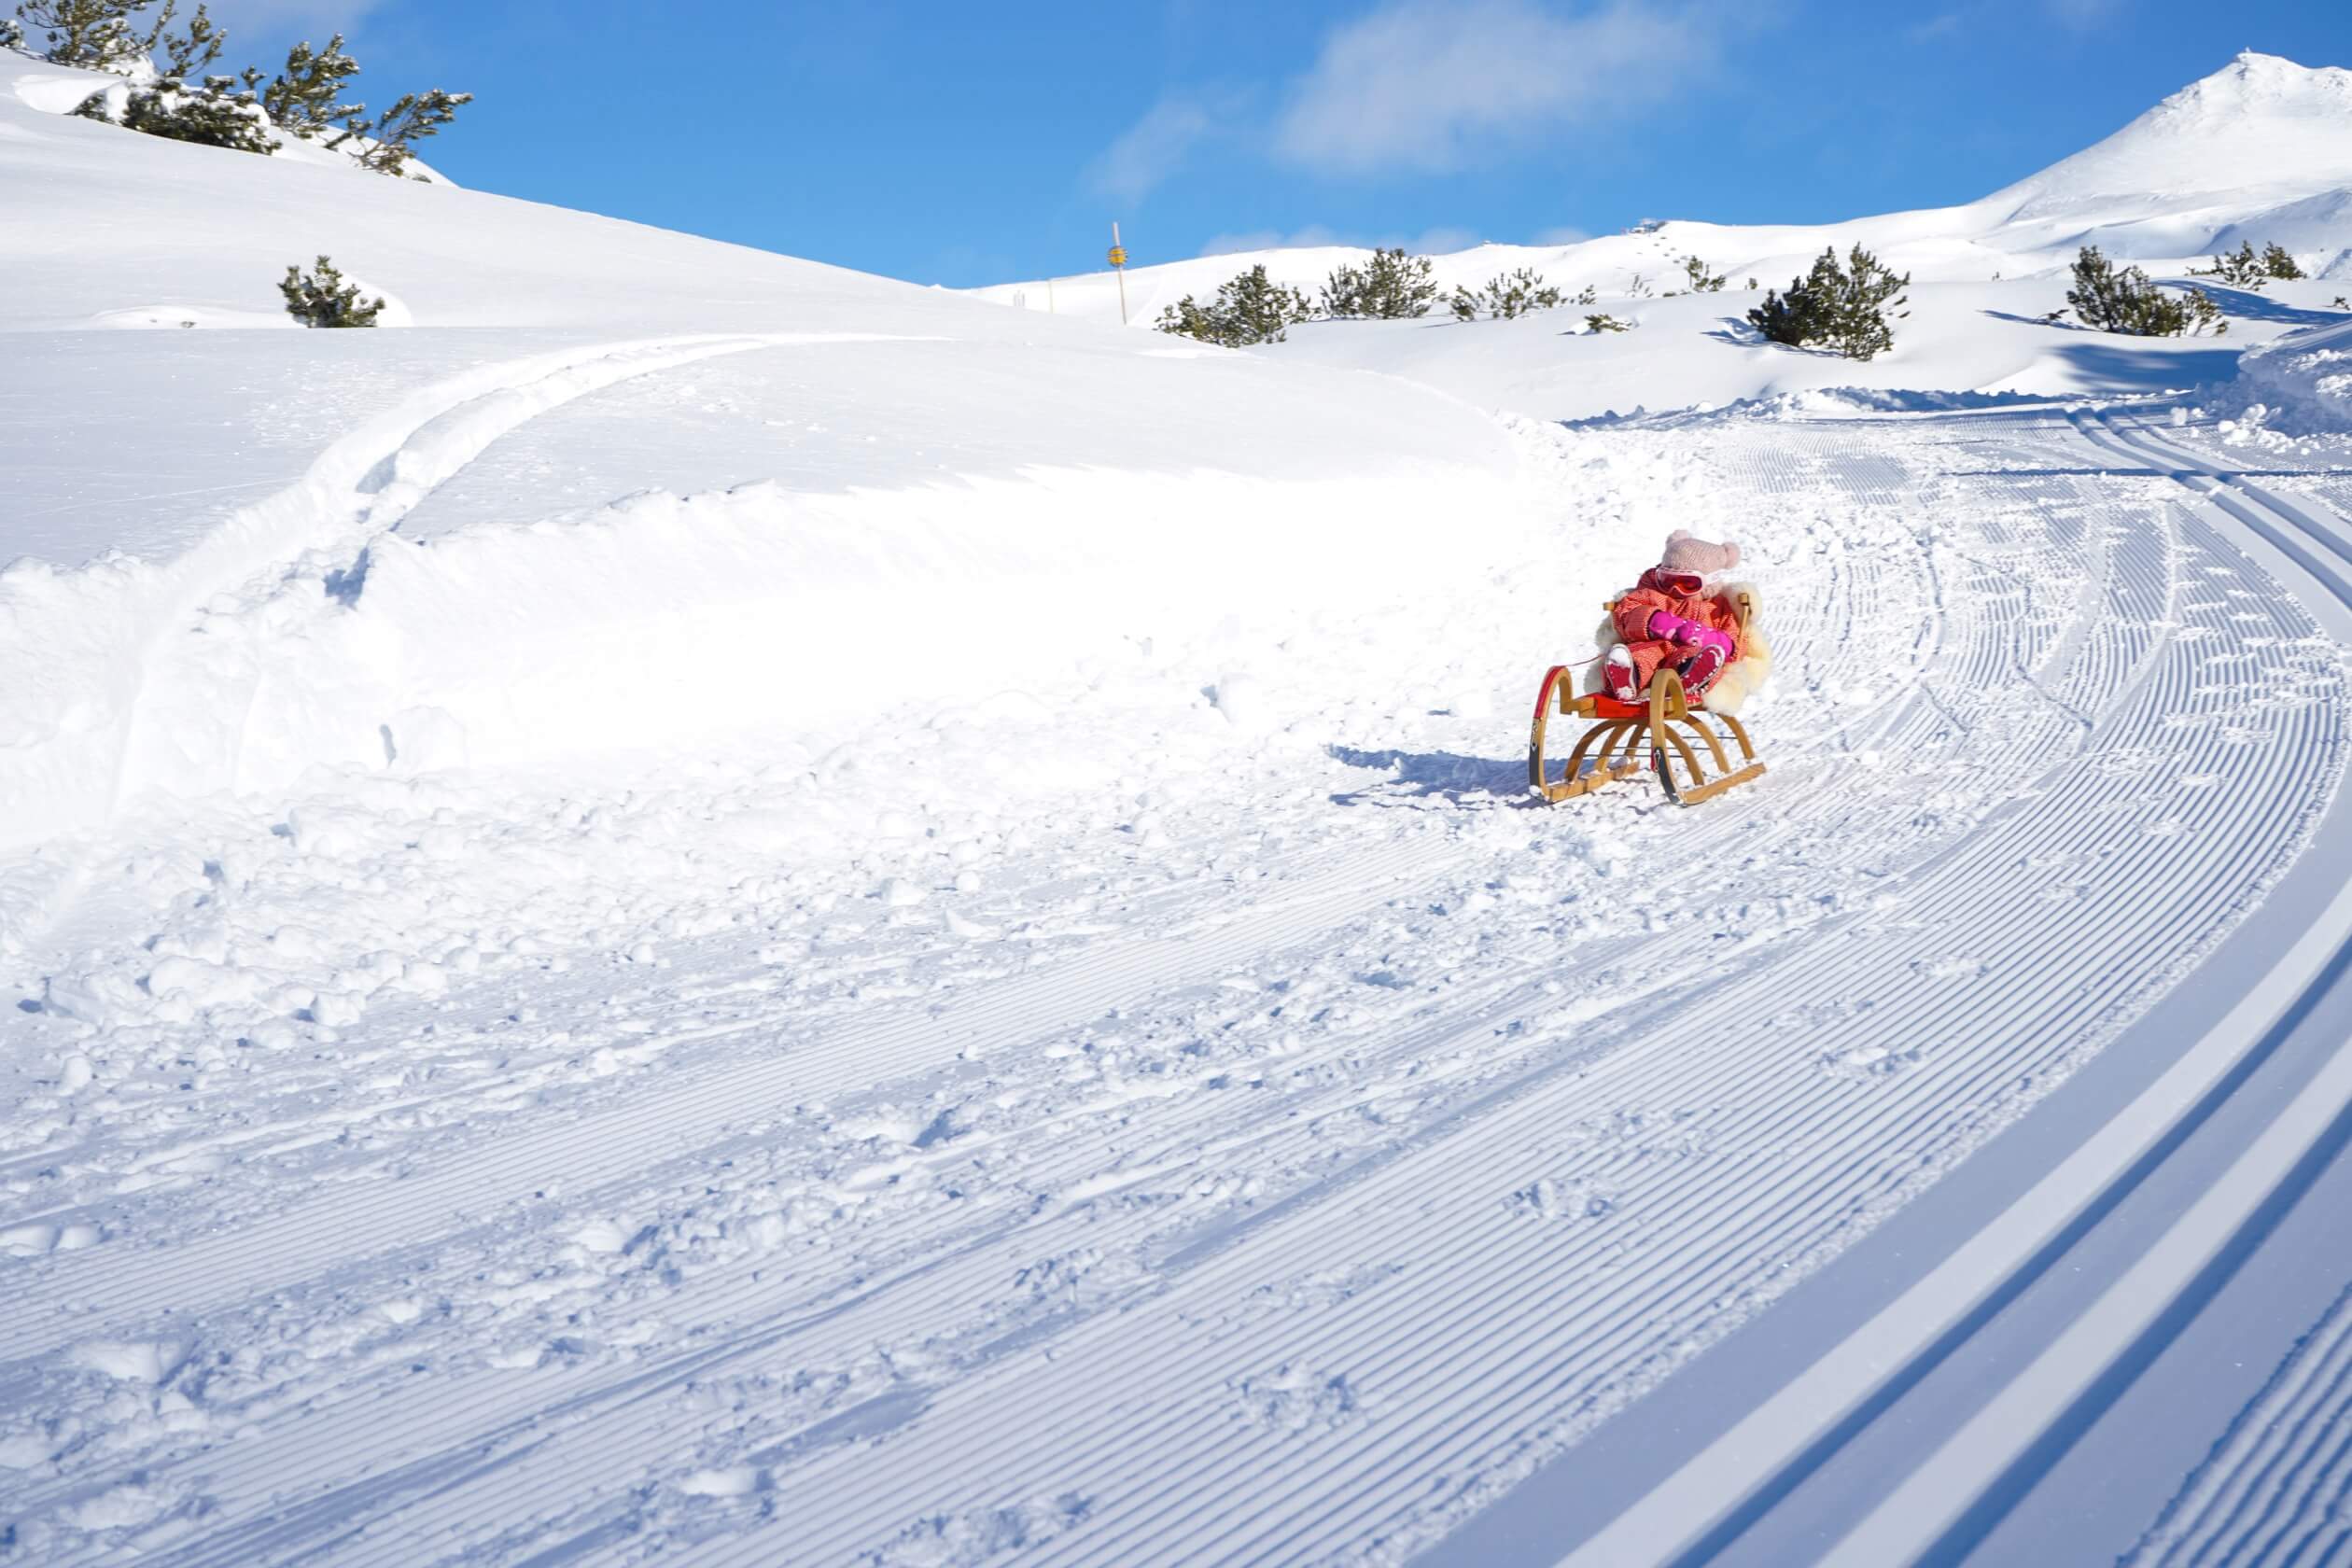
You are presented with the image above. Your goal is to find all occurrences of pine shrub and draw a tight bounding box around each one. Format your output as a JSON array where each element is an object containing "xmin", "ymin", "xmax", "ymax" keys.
[
  {"xmin": 1747, "ymin": 245, "xmax": 1910, "ymax": 361},
  {"xmin": 280, "ymin": 256, "xmax": 384, "ymax": 328},
  {"xmin": 333, "ymin": 87, "xmax": 471, "ymax": 177},
  {"xmin": 1451, "ymin": 268, "xmax": 1564, "ymax": 322},
  {"xmin": 1320, "ymin": 247, "xmax": 1438, "ymax": 319},
  {"xmin": 263, "ymin": 34, "xmax": 361, "ymax": 137},
  {"xmin": 21, "ymin": 3, "xmax": 472, "ymax": 177},
  {"xmin": 2195, "ymin": 241, "xmax": 2267, "ymax": 287},
  {"xmin": 115, "ymin": 77, "xmax": 269, "ymax": 151},
  {"xmin": 2192, "ymin": 242, "xmax": 2303, "ymax": 288},
  {"xmin": 13, "ymin": 0, "xmax": 153, "ymax": 69},
  {"xmin": 2262, "ymin": 243, "xmax": 2305, "ymax": 281},
  {"xmin": 1585, "ymin": 314, "xmax": 1631, "ymax": 333},
  {"xmin": 2067, "ymin": 246, "xmax": 2226, "ymax": 337},
  {"xmin": 153, "ymin": 0, "xmax": 217, "ymax": 77},
  {"xmin": 1677, "ymin": 256, "xmax": 1726, "ymax": 293},
  {"xmin": 1155, "ymin": 264, "xmax": 1312, "ymax": 347}
]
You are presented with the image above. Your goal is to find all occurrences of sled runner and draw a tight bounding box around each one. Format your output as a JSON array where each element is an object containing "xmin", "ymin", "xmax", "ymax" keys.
[{"xmin": 1528, "ymin": 591, "xmax": 1766, "ymax": 807}]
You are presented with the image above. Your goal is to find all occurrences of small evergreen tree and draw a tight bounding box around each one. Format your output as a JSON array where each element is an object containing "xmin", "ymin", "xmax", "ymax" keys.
[
  {"xmin": 1449, "ymin": 286, "xmax": 1477, "ymax": 322},
  {"xmin": 68, "ymin": 1, "xmax": 271, "ymax": 156},
  {"xmin": 264, "ymin": 34, "xmax": 362, "ymax": 138},
  {"xmin": 1155, "ymin": 264, "xmax": 1312, "ymax": 347},
  {"xmin": 1747, "ymin": 245, "xmax": 1909, "ymax": 361},
  {"xmin": 1677, "ymin": 255, "xmax": 1726, "ymax": 292},
  {"xmin": 2066, "ymin": 246, "xmax": 2225, "ymax": 336},
  {"xmin": 1585, "ymin": 314, "xmax": 1631, "ymax": 333},
  {"xmin": 2262, "ymin": 243, "xmax": 2305, "ymax": 281},
  {"xmin": 1, "ymin": 15, "xmax": 24, "ymax": 49},
  {"xmin": 13, "ymin": 0, "xmax": 157, "ymax": 69},
  {"xmin": 333, "ymin": 86, "xmax": 471, "ymax": 176},
  {"xmin": 2193, "ymin": 241, "xmax": 2266, "ymax": 287},
  {"xmin": 114, "ymin": 77, "xmax": 269, "ymax": 151},
  {"xmin": 280, "ymin": 256, "xmax": 384, "ymax": 328},
  {"xmin": 1493, "ymin": 268, "xmax": 1561, "ymax": 318},
  {"xmin": 1320, "ymin": 246, "xmax": 1437, "ymax": 318}
]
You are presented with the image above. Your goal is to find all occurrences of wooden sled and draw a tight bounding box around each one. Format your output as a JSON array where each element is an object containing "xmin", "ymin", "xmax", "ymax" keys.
[{"xmin": 1528, "ymin": 592, "xmax": 1766, "ymax": 807}]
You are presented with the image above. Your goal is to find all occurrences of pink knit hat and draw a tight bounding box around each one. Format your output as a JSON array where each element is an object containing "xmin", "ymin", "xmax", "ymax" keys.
[{"xmin": 1659, "ymin": 529, "xmax": 1740, "ymax": 575}]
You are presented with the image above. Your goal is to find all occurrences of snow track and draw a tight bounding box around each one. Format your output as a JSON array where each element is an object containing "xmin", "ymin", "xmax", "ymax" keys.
[
  {"xmin": 3, "ymin": 404, "xmax": 2348, "ymax": 1566},
  {"xmin": 2127, "ymin": 1276, "xmax": 2352, "ymax": 1566},
  {"xmin": 112, "ymin": 333, "xmax": 917, "ymax": 829}
]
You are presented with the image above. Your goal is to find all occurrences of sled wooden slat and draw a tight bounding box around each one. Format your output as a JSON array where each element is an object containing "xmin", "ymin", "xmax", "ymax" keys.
[{"xmin": 1527, "ymin": 658, "xmax": 1766, "ymax": 810}]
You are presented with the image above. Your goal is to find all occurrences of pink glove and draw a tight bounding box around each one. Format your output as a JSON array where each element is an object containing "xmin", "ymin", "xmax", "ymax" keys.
[{"xmin": 1648, "ymin": 611, "xmax": 1734, "ymax": 660}]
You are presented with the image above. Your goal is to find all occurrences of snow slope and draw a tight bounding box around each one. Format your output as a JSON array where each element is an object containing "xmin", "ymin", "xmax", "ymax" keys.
[
  {"xmin": 8, "ymin": 38, "xmax": 2352, "ymax": 1568},
  {"xmin": 0, "ymin": 58, "xmax": 1524, "ymax": 856},
  {"xmin": 973, "ymin": 53, "xmax": 2352, "ymax": 419}
]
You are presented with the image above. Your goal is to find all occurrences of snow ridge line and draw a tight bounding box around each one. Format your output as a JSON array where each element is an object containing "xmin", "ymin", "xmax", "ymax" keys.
[{"xmin": 1554, "ymin": 409, "xmax": 2352, "ymax": 1568}]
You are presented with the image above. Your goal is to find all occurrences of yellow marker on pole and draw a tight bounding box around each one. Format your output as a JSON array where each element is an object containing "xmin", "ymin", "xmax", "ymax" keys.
[{"xmin": 1110, "ymin": 222, "xmax": 1129, "ymax": 326}]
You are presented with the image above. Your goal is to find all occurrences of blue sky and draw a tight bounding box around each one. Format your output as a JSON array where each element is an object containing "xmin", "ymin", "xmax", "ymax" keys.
[{"xmin": 203, "ymin": 0, "xmax": 2350, "ymax": 287}]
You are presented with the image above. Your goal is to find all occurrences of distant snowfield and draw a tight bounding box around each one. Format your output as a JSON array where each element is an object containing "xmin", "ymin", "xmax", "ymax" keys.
[{"xmin": 6, "ymin": 42, "xmax": 2352, "ymax": 1568}]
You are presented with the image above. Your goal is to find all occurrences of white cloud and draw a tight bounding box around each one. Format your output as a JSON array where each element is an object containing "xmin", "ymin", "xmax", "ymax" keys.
[
  {"xmin": 1274, "ymin": 0, "xmax": 1710, "ymax": 177},
  {"xmin": 1088, "ymin": 92, "xmax": 1227, "ymax": 204},
  {"xmin": 1533, "ymin": 224, "xmax": 1590, "ymax": 245}
]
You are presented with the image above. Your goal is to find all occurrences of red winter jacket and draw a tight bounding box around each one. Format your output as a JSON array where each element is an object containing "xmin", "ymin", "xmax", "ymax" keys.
[{"xmin": 1612, "ymin": 567, "xmax": 1743, "ymax": 650}]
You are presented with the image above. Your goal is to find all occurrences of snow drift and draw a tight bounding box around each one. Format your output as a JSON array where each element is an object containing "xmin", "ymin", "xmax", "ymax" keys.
[{"xmin": 2236, "ymin": 316, "xmax": 2352, "ymax": 430}]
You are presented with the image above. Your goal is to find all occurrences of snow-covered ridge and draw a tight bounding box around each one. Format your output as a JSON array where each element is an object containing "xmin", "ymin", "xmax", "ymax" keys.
[
  {"xmin": 1995, "ymin": 51, "xmax": 2352, "ymax": 217},
  {"xmin": 973, "ymin": 52, "xmax": 2352, "ymax": 323}
]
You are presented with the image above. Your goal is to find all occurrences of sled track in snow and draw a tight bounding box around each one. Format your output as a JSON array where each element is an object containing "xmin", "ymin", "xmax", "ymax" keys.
[
  {"xmin": 7, "ymin": 406, "xmax": 2350, "ymax": 1566},
  {"xmin": 2128, "ymin": 1274, "xmax": 2352, "ymax": 1567},
  {"xmin": 1554, "ymin": 406, "xmax": 2352, "ymax": 1567},
  {"xmin": 55, "ymin": 331, "xmax": 927, "ymax": 861}
]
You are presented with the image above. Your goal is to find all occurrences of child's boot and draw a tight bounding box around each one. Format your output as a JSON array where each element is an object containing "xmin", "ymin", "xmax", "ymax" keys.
[{"xmin": 1603, "ymin": 646, "xmax": 1639, "ymax": 703}]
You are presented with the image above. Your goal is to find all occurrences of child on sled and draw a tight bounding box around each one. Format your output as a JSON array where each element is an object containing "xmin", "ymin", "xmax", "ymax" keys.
[{"xmin": 1593, "ymin": 530, "xmax": 1772, "ymax": 713}]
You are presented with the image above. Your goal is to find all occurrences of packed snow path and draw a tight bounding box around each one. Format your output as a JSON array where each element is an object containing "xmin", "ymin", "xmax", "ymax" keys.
[{"xmin": 3, "ymin": 390, "xmax": 2350, "ymax": 1566}]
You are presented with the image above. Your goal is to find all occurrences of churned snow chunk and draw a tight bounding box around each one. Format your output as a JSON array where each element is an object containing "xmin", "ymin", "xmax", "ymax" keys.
[
  {"xmin": 71, "ymin": 1340, "xmax": 179, "ymax": 1383},
  {"xmin": 676, "ymin": 1466, "xmax": 767, "ymax": 1498},
  {"xmin": 1214, "ymin": 674, "xmax": 1273, "ymax": 731}
]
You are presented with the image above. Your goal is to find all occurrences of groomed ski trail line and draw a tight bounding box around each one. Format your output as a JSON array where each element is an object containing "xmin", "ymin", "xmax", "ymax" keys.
[{"xmin": 3, "ymin": 399, "xmax": 2348, "ymax": 1567}]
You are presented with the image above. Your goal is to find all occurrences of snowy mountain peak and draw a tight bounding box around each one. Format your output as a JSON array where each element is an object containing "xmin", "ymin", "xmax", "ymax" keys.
[{"xmin": 1995, "ymin": 51, "xmax": 2352, "ymax": 217}]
